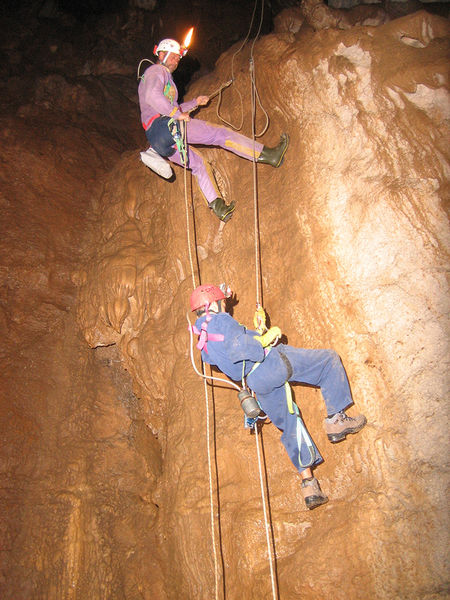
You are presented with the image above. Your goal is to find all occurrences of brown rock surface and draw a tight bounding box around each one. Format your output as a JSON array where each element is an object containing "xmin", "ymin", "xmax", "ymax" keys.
[
  {"xmin": 300, "ymin": 0, "xmax": 389, "ymax": 30},
  {"xmin": 76, "ymin": 10, "xmax": 449, "ymax": 600},
  {"xmin": 1, "ymin": 6, "xmax": 449, "ymax": 600}
]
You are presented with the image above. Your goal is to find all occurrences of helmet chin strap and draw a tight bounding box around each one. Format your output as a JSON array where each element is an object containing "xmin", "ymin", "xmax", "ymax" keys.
[
  {"xmin": 203, "ymin": 301, "xmax": 220, "ymax": 317},
  {"xmin": 210, "ymin": 301, "xmax": 221, "ymax": 314},
  {"xmin": 162, "ymin": 51, "xmax": 170, "ymax": 64}
]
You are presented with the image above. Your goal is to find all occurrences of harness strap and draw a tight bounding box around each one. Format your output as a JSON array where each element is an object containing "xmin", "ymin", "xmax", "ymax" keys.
[
  {"xmin": 142, "ymin": 113, "xmax": 161, "ymax": 131},
  {"xmin": 190, "ymin": 324, "xmax": 224, "ymax": 353},
  {"xmin": 285, "ymin": 382, "xmax": 317, "ymax": 469},
  {"xmin": 243, "ymin": 351, "xmax": 316, "ymax": 469},
  {"xmin": 168, "ymin": 118, "xmax": 188, "ymax": 165},
  {"xmin": 278, "ymin": 348, "xmax": 293, "ymax": 380}
]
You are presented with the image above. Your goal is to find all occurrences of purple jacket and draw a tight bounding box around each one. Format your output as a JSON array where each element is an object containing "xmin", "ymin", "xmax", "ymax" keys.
[{"xmin": 138, "ymin": 63, "xmax": 198, "ymax": 129}]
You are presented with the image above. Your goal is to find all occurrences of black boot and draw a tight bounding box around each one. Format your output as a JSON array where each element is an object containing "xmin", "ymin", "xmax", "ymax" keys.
[
  {"xmin": 209, "ymin": 198, "xmax": 236, "ymax": 223},
  {"xmin": 257, "ymin": 133, "xmax": 289, "ymax": 168}
]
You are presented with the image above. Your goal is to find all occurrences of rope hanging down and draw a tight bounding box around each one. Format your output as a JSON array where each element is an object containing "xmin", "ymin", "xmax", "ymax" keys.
[
  {"xmin": 182, "ymin": 0, "xmax": 279, "ymax": 595},
  {"xmin": 182, "ymin": 123, "xmax": 224, "ymax": 600},
  {"xmin": 255, "ymin": 424, "xmax": 278, "ymax": 600},
  {"xmin": 246, "ymin": 3, "xmax": 279, "ymax": 597},
  {"xmin": 215, "ymin": 0, "xmax": 269, "ymax": 137}
]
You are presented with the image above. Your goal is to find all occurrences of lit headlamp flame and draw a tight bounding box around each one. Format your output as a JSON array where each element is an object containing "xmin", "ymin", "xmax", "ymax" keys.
[{"xmin": 180, "ymin": 27, "xmax": 194, "ymax": 56}]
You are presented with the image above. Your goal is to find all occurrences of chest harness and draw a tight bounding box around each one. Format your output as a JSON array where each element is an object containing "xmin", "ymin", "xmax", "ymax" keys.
[{"xmin": 190, "ymin": 309, "xmax": 225, "ymax": 353}]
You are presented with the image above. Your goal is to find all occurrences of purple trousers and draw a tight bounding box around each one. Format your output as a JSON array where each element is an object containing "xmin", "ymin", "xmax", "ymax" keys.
[{"xmin": 168, "ymin": 119, "xmax": 263, "ymax": 203}]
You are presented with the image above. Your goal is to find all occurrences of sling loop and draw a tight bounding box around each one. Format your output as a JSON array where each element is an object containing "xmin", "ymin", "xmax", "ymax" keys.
[
  {"xmin": 285, "ymin": 382, "xmax": 317, "ymax": 469},
  {"xmin": 215, "ymin": 0, "xmax": 269, "ymax": 137},
  {"xmin": 187, "ymin": 314, "xmax": 241, "ymax": 392},
  {"xmin": 168, "ymin": 118, "xmax": 187, "ymax": 165},
  {"xmin": 243, "ymin": 352, "xmax": 317, "ymax": 469}
]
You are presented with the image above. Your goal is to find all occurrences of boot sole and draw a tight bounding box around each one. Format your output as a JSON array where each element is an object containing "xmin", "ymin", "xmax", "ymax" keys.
[
  {"xmin": 327, "ymin": 419, "xmax": 367, "ymax": 443},
  {"xmin": 305, "ymin": 495, "xmax": 329, "ymax": 510},
  {"xmin": 221, "ymin": 211, "xmax": 234, "ymax": 223}
]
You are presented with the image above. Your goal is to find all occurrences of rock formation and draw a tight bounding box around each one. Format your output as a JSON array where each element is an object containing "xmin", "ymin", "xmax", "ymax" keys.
[
  {"xmin": 1, "ymin": 3, "xmax": 448, "ymax": 599},
  {"xmin": 300, "ymin": 0, "xmax": 389, "ymax": 30},
  {"xmin": 76, "ymin": 10, "xmax": 449, "ymax": 599}
]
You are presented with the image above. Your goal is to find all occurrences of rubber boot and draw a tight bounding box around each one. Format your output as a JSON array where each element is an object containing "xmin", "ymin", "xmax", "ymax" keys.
[
  {"xmin": 257, "ymin": 133, "xmax": 289, "ymax": 168},
  {"xmin": 324, "ymin": 412, "xmax": 367, "ymax": 443},
  {"xmin": 208, "ymin": 198, "xmax": 236, "ymax": 223},
  {"xmin": 301, "ymin": 477, "xmax": 329, "ymax": 510}
]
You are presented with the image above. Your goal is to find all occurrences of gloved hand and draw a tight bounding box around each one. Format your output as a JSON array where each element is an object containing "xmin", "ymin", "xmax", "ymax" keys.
[
  {"xmin": 254, "ymin": 326, "xmax": 281, "ymax": 347},
  {"xmin": 253, "ymin": 305, "xmax": 267, "ymax": 334}
]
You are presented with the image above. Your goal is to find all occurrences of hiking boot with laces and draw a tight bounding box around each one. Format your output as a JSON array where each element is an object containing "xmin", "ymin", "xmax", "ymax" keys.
[
  {"xmin": 208, "ymin": 197, "xmax": 236, "ymax": 222},
  {"xmin": 324, "ymin": 411, "xmax": 367, "ymax": 443},
  {"xmin": 257, "ymin": 133, "xmax": 289, "ymax": 168},
  {"xmin": 301, "ymin": 477, "xmax": 329, "ymax": 510}
]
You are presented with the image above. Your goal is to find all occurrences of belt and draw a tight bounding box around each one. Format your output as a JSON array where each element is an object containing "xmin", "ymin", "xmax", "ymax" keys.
[{"xmin": 278, "ymin": 349, "xmax": 293, "ymax": 380}]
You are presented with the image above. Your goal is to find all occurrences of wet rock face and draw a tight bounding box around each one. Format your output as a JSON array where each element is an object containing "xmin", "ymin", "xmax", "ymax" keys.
[{"xmin": 76, "ymin": 10, "xmax": 449, "ymax": 600}]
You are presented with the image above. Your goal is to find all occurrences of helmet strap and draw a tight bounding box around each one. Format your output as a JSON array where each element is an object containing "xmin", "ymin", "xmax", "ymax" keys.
[
  {"xmin": 207, "ymin": 301, "xmax": 221, "ymax": 314},
  {"xmin": 204, "ymin": 303, "xmax": 212, "ymax": 323}
]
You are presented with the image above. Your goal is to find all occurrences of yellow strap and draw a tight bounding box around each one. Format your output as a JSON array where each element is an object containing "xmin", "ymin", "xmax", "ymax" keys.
[
  {"xmin": 253, "ymin": 305, "xmax": 267, "ymax": 334},
  {"xmin": 253, "ymin": 326, "xmax": 281, "ymax": 348},
  {"xmin": 285, "ymin": 382, "xmax": 295, "ymax": 415}
]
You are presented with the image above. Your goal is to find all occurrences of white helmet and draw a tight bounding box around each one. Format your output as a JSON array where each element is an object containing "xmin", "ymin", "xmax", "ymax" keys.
[{"xmin": 153, "ymin": 38, "xmax": 187, "ymax": 57}]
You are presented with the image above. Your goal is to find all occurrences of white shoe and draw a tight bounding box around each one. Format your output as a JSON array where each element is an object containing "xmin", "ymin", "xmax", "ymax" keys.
[{"xmin": 140, "ymin": 148, "xmax": 173, "ymax": 179}]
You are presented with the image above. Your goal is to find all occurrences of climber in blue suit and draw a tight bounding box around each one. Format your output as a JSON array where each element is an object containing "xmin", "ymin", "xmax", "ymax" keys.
[{"xmin": 190, "ymin": 284, "xmax": 367, "ymax": 510}]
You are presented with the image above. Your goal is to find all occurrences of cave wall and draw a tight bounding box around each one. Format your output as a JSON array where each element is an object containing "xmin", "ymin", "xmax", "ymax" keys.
[
  {"xmin": 0, "ymin": 6, "xmax": 165, "ymax": 597},
  {"xmin": 1, "ymin": 2, "xmax": 448, "ymax": 598},
  {"xmin": 75, "ymin": 10, "xmax": 449, "ymax": 600}
]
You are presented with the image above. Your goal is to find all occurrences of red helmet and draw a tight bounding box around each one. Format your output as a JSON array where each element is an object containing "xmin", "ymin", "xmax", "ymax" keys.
[{"xmin": 190, "ymin": 284, "xmax": 225, "ymax": 311}]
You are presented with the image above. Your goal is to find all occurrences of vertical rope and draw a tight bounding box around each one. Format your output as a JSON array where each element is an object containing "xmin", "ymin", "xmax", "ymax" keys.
[
  {"xmin": 182, "ymin": 121, "xmax": 198, "ymax": 290},
  {"xmin": 182, "ymin": 2, "xmax": 276, "ymax": 591},
  {"xmin": 203, "ymin": 367, "xmax": 221, "ymax": 600},
  {"xmin": 255, "ymin": 424, "xmax": 279, "ymax": 600},
  {"xmin": 216, "ymin": 0, "xmax": 258, "ymax": 131},
  {"xmin": 249, "ymin": 58, "xmax": 262, "ymax": 307},
  {"xmin": 182, "ymin": 121, "xmax": 223, "ymax": 598},
  {"xmin": 249, "ymin": 3, "xmax": 278, "ymax": 598},
  {"xmin": 248, "ymin": 0, "xmax": 269, "ymax": 306}
]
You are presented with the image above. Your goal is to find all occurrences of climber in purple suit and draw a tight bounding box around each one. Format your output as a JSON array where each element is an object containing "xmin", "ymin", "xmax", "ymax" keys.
[
  {"xmin": 190, "ymin": 284, "xmax": 367, "ymax": 510},
  {"xmin": 137, "ymin": 35, "xmax": 289, "ymax": 222}
]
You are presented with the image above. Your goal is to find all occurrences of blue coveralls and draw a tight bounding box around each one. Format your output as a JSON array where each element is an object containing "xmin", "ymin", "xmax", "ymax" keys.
[{"xmin": 195, "ymin": 312, "xmax": 353, "ymax": 473}]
